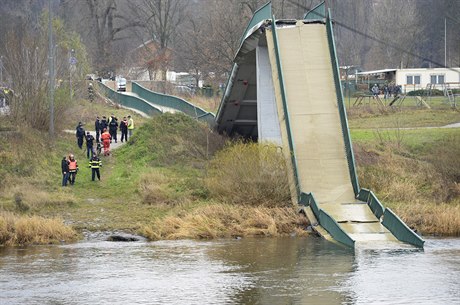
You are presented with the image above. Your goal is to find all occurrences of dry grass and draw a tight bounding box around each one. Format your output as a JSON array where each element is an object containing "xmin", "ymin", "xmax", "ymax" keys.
[
  {"xmin": 5, "ymin": 185, "xmax": 78, "ymax": 212},
  {"xmin": 187, "ymin": 95, "xmax": 220, "ymax": 113},
  {"xmin": 206, "ymin": 142, "xmax": 291, "ymax": 207},
  {"xmin": 389, "ymin": 202, "xmax": 460, "ymax": 236},
  {"xmin": 140, "ymin": 204, "xmax": 309, "ymax": 240},
  {"xmin": 0, "ymin": 212, "xmax": 78, "ymax": 246},
  {"xmin": 355, "ymin": 140, "xmax": 460, "ymax": 236}
]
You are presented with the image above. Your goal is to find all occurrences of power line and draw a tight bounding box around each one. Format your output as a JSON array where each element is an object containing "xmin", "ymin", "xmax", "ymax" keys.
[{"xmin": 285, "ymin": 0, "xmax": 457, "ymax": 70}]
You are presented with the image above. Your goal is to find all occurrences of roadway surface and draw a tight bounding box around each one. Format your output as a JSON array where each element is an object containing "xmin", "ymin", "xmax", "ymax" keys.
[{"xmin": 267, "ymin": 22, "xmax": 398, "ymax": 244}]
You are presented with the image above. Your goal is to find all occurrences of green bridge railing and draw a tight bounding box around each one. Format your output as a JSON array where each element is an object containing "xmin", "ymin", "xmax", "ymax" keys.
[
  {"xmin": 303, "ymin": 192, "xmax": 355, "ymax": 248},
  {"xmin": 97, "ymin": 82, "xmax": 215, "ymax": 124},
  {"xmin": 326, "ymin": 9, "xmax": 360, "ymax": 196},
  {"xmin": 358, "ymin": 188, "xmax": 425, "ymax": 247},
  {"xmin": 97, "ymin": 82, "xmax": 162, "ymax": 116},
  {"xmin": 131, "ymin": 82, "xmax": 215, "ymax": 125}
]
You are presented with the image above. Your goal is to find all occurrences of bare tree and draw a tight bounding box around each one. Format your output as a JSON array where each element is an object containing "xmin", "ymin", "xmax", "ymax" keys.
[
  {"xmin": 0, "ymin": 15, "xmax": 81, "ymax": 131},
  {"xmin": 127, "ymin": 0, "xmax": 189, "ymax": 80}
]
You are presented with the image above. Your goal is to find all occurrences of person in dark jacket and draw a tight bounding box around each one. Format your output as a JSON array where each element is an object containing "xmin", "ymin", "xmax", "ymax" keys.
[
  {"xmin": 120, "ymin": 116, "xmax": 128, "ymax": 142},
  {"xmin": 76, "ymin": 122, "xmax": 85, "ymax": 149},
  {"xmin": 85, "ymin": 131, "xmax": 95, "ymax": 159},
  {"xmin": 108, "ymin": 115, "xmax": 118, "ymax": 143},
  {"xmin": 95, "ymin": 116, "xmax": 101, "ymax": 142},
  {"xmin": 88, "ymin": 154, "xmax": 102, "ymax": 181},
  {"xmin": 61, "ymin": 156, "xmax": 69, "ymax": 187},
  {"xmin": 100, "ymin": 116, "xmax": 108, "ymax": 132}
]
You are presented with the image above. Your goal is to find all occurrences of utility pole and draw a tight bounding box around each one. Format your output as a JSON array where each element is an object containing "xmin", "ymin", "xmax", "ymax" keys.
[
  {"xmin": 48, "ymin": 0, "xmax": 55, "ymax": 137},
  {"xmin": 0, "ymin": 56, "xmax": 3, "ymax": 84},
  {"xmin": 444, "ymin": 18, "xmax": 447, "ymax": 67}
]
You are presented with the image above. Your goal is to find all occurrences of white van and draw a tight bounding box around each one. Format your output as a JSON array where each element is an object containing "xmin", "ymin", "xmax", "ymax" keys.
[{"xmin": 116, "ymin": 77, "xmax": 127, "ymax": 92}]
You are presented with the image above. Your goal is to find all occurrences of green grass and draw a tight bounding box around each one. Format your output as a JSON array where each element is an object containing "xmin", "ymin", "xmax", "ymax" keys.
[
  {"xmin": 1, "ymin": 93, "xmax": 459, "ymax": 240},
  {"xmin": 348, "ymin": 108, "xmax": 459, "ymax": 129}
]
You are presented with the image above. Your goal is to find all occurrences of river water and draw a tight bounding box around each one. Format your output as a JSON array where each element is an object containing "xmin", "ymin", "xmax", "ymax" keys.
[{"xmin": 0, "ymin": 236, "xmax": 459, "ymax": 305}]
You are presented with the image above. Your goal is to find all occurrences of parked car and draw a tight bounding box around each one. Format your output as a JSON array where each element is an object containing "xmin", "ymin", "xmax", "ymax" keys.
[{"xmin": 116, "ymin": 77, "xmax": 127, "ymax": 92}]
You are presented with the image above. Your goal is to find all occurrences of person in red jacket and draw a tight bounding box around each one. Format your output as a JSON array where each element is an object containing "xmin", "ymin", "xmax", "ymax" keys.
[{"xmin": 100, "ymin": 128, "xmax": 112, "ymax": 156}]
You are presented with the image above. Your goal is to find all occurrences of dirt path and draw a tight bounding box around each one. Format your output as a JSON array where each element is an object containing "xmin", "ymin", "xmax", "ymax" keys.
[{"xmin": 64, "ymin": 130, "xmax": 128, "ymax": 151}]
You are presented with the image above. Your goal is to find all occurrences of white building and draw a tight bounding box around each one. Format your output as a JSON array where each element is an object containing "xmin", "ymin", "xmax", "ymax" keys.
[
  {"xmin": 396, "ymin": 68, "xmax": 460, "ymax": 92},
  {"xmin": 357, "ymin": 67, "xmax": 460, "ymax": 93}
]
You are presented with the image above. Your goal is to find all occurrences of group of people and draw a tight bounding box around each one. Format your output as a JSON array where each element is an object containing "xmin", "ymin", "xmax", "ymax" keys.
[
  {"xmin": 371, "ymin": 83, "xmax": 402, "ymax": 99},
  {"xmin": 61, "ymin": 153, "xmax": 102, "ymax": 186},
  {"xmin": 66, "ymin": 114, "xmax": 135, "ymax": 186},
  {"xmin": 95, "ymin": 114, "xmax": 134, "ymax": 146},
  {"xmin": 75, "ymin": 115, "xmax": 134, "ymax": 158}
]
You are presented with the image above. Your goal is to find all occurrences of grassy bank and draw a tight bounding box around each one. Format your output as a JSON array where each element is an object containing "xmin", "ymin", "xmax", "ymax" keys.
[
  {"xmin": 1, "ymin": 94, "xmax": 459, "ymax": 246},
  {"xmin": 0, "ymin": 105, "xmax": 306, "ymax": 245},
  {"xmin": 351, "ymin": 112, "xmax": 460, "ymax": 235}
]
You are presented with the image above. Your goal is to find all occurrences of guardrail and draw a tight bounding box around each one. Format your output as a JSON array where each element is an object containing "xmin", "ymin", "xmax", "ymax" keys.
[
  {"xmin": 382, "ymin": 208, "xmax": 425, "ymax": 248},
  {"xmin": 131, "ymin": 82, "xmax": 215, "ymax": 125},
  {"xmin": 97, "ymin": 82, "xmax": 163, "ymax": 116},
  {"xmin": 326, "ymin": 9, "xmax": 360, "ymax": 196},
  {"xmin": 239, "ymin": 2, "xmax": 272, "ymax": 45},
  {"xmin": 304, "ymin": 192, "xmax": 355, "ymax": 248},
  {"xmin": 357, "ymin": 188, "xmax": 385, "ymax": 219},
  {"xmin": 271, "ymin": 16, "xmax": 301, "ymax": 199},
  {"xmin": 358, "ymin": 188, "xmax": 424, "ymax": 247}
]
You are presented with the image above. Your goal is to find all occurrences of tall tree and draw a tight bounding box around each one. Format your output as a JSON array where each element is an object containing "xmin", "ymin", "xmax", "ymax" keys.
[{"xmin": 128, "ymin": 0, "xmax": 189, "ymax": 80}]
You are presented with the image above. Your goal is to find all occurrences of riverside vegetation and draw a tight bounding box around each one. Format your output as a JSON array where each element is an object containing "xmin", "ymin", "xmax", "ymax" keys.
[{"xmin": 0, "ymin": 95, "xmax": 459, "ymax": 246}]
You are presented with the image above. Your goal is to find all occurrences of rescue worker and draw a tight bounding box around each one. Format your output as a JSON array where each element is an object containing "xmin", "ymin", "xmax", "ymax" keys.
[
  {"xmin": 68, "ymin": 154, "xmax": 78, "ymax": 185},
  {"xmin": 120, "ymin": 116, "xmax": 128, "ymax": 142},
  {"xmin": 76, "ymin": 122, "xmax": 85, "ymax": 149},
  {"xmin": 88, "ymin": 154, "xmax": 102, "ymax": 181},
  {"xmin": 127, "ymin": 115, "xmax": 134, "ymax": 138},
  {"xmin": 85, "ymin": 131, "xmax": 95, "ymax": 159},
  {"xmin": 108, "ymin": 115, "xmax": 118, "ymax": 143},
  {"xmin": 61, "ymin": 156, "xmax": 69, "ymax": 187},
  {"xmin": 100, "ymin": 128, "xmax": 112, "ymax": 156},
  {"xmin": 95, "ymin": 116, "xmax": 101, "ymax": 142}
]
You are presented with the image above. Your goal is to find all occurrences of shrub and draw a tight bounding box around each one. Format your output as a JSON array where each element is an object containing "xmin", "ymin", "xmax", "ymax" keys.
[
  {"xmin": 0, "ymin": 212, "xmax": 78, "ymax": 246},
  {"xmin": 407, "ymin": 89, "xmax": 443, "ymax": 96},
  {"xmin": 140, "ymin": 204, "xmax": 308, "ymax": 240},
  {"xmin": 206, "ymin": 142, "xmax": 291, "ymax": 207}
]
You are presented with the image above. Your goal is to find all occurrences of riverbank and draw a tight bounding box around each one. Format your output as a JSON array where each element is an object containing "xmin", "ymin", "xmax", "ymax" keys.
[{"xmin": 0, "ymin": 97, "xmax": 459, "ymax": 246}]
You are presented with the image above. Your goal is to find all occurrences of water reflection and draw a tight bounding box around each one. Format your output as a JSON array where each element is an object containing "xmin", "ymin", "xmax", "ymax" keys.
[
  {"xmin": 0, "ymin": 237, "xmax": 459, "ymax": 305},
  {"xmin": 208, "ymin": 237, "xmax": 355, "ymax": 305}
]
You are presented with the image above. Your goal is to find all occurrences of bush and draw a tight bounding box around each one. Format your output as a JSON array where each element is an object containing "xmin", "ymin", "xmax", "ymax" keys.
[
  {"xmin": 206, "ymin": 142, "xmax": 291, "ymax": 207},
  {"xmin": 407, "ymin": 89, "xmax": 443, "ymax": 96},
  {"xmin": 0, "ymin": 212, "xmax": 78, "ymax": 246}
]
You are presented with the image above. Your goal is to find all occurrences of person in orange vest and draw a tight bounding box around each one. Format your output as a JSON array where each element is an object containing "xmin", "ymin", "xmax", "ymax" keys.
[
  {"xmin": 68, "ymin": 154, "xmax": 79, "ymax": 185},
  {"xmin": 100, "ymin": 128, "xmax": 112, "ymax": 156}
]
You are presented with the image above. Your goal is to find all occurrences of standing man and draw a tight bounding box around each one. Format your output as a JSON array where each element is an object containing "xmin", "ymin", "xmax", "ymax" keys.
[
  {"xmin": 101, "ymin": 116, "xmax": 108, "ymax": 132},
  {"xmin": 108, "ymin": 115, "xmax": 118, "ymax": 143},
  {"xmin": 127, "ymin": 115, "xmax": 134, "ymax": 138},
  {"xmin": 68, "ymin": 154, "xmax": 78, "ymax": 185},
  {"xmin": 371, "ymin": 84, "xmax": 379, "ymax": 98},
  {"xmin": 76, "ymin": 122, "xmax": 85, "ymax": 149},
  {"xmin": 85, "ymin": 131, "xmax": 95, "ymax": 159},
  {"xmin": 120, "ymin": 116, "xmax": 128, "ymax": 142},
  {"xmin": 88, "ymin": 154, "xmax": 102, "ymax": 181},
  {"xmin": 61, "ymin": 156, "xmax": 69, "ymax": 187},
  {"xmin": 95, "ymin": 116, "xmax": 101, "ymax": 142}
]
